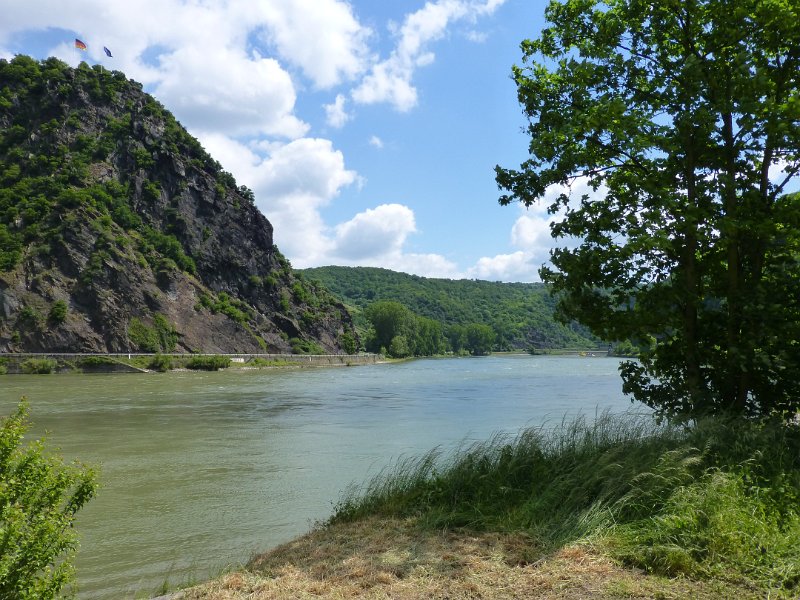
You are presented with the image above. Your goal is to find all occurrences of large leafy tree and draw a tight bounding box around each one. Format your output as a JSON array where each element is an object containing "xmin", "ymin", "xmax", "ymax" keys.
[{"xmin": 496, "ymin": 0, "xmax": 800, "ymax": 418}]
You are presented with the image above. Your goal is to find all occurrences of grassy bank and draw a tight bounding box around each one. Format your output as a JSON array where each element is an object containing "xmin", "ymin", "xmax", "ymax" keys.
[{"xmin": 178, "ymin": 412, "xmax": 800, "ymax": 599}]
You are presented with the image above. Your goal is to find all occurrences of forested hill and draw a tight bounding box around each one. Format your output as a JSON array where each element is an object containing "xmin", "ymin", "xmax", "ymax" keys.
[
  {"xmin": 299, "ymin": 266, "xmax": 598, "ymax": 350},
  {"xmin": 0, "ymin": 56, "xmax": 354, "ymax": 354}
]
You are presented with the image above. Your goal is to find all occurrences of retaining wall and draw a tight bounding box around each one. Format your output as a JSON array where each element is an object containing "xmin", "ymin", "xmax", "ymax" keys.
[{"xmin": 0, "ymin": 353, "xmax": 380, "ymax": 374}]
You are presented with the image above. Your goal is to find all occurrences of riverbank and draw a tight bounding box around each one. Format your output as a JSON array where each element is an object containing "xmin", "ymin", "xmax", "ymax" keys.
[
  {"xmin": 166, "ymin": 412, "xmax": 800, "ymax": 599},
  {"xmin": 172, "ymin": 516, "xmax": 760, "ymax": 600},
  {"xmin": 0, "ymin": 352, "xmax": 380, "ymax": 374}
]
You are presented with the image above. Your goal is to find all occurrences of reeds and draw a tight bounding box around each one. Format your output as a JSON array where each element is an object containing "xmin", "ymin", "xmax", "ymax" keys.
[{"xmin": 331, "ymin": 410, "xmax": 800, "ymax": 593}]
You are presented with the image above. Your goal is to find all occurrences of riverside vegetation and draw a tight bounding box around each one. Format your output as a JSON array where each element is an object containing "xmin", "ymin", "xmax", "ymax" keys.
[{"xmin": 181, "ymin": 412, "xmax": 800, "ymax": 599}]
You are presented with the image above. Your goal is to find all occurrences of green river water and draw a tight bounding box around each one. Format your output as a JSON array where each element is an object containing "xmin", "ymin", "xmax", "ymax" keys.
[{"xmin": 0, "ymin": 355, "xmax": 641, "ymax": 598}]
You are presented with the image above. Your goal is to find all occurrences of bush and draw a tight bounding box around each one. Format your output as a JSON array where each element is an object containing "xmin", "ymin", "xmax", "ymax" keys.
[
  {"xmin": 128, "ymin": 318, "xmax": 160, "ymax": 352},
  {"xmin": 20, "ymin": 358, "xmax": 57, "ymax": 374},
  {"xmin": 340, "ymin": 332, "xmax": 357, "ymax": 355},
  {"xmin": 148, "ymin": 353, "xmax": 172, "ymax": 372},
  {"xmin": 185, "ymin": 355, "xmax": 231, "ymax": 371},
  {"xmin": 290, "ymin": 337, "xmax": 324, "ymax": 355},
  {"xmin": 0, "ymin": 400, "xmax": 97, "ymax": 599},
  {"xmin": 47, "ymin": 300, "xmax": 68, "ymax": 325}
]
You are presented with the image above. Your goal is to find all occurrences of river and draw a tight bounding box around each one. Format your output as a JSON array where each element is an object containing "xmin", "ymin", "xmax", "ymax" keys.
[{"xmin": 0, "ymin": 355, "xmax": 641, "ymax": 598}]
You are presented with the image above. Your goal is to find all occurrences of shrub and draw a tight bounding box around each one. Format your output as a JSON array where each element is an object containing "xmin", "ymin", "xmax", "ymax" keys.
[
  {"xmin": 128, "ymin": 318, "xmax": 160, "ymax": 352},
  {"xmin": 290, "ymin": 338, "xmax": 324, "ymax": 355},
  {"xmin": 153, "ymin": 314, "xmax": 178, "ymax": 352},
  {"xmin": 340, "ymin": 332, "xmax": 357, "ymax": 355},
  {"xmin": 148, "ymin": 353, "xmax": 172, "ymax": 372},
  {"xmin": 20, "ymin": 358, "xmax": 57, "ymax": 374},
  {"xmin": 185, "ymin": 355, "xmax": 230, "ymax": 371},
  {"xmin": 0, "ymin": 400, "xmax": 97, "ymax": 599},
  {"xmin": 17, "ymin": 306, "xmax": 41, "ymax": 328},
  {"xmin": 47, "ymin": 300, "xmax": 68, "ymax": 325}
]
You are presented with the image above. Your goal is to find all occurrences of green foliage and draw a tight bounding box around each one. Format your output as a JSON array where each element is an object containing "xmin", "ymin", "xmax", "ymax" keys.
[
  {"xmin": 127, "ymin": 318, "xmax": 160, "ymax": 352},
  {"xmin": 198, "ymin": 292, "xmax": 251, "ymax": 325},
  {"xmin": 496, "ymin": 0, "xmax": 800, "ymax": 419},
  {"xmin": 289, "ymin": 337, "xmax": 324, "ymax": 355},
  {"xmin": 17, "ymin": 306, "xmax": 41, "ymax": 328},
  {"xmin": 301, "ymin": 266, "xmax": 596, "ymax": 350},
  {"xmin": 0, "ymin": 223, "xmax": 22, "ymax": 271},
  {"xmin": 292, "ymin": 280, "xmax": 311, "ymax": 304},
  {"xmin": 20, "ymin": 358, "xmax": 57, "ymax": 374},
  {"xmin": 388, "ymin": 335, "xmax": 411, "ymax": 358},
  {"xmin": 0, "ymin": 400, "xmax": 97, "ymax": 599},
  {"xmin": 610, "ymin": 469, "xmax": 800, "ymax": 586},
  {"xmin": 185, "ymin": 355, "xmax": 231, "ymax": 371},
  {"xmin": 47, "ymin": 300, "xmax": 68, "ymax": 325},
  {"xmin": 148, "ymin": 353, "xmax": 173, "ymax": 372},
  {"xmin": 278, "ymin": 292, "xmax": 291, "ymax": 313},
  {"xmin": 340, "ymin": 331, "xmax": 358, "ymax": 355},
  {"xmin": 141, "ymin": 227, "xmax": 196, "ymax": 275},
  {"xmin": 127, "ymin": 314, "xmax": 177, "ymax": 353},
  {"xmin": 364, "ymin": 301, "xmax": 413, "ymax": 354},
  {"xmin": 364, "ymin": 299, "xmax": 484, "ymax": 357},
  {"xmin": 464, "ymin": 323, "xmax": 495, "ymax": 356},
  {"xmin": 332, "ymin": 413, "xmax": 800, "ymax": 594}
]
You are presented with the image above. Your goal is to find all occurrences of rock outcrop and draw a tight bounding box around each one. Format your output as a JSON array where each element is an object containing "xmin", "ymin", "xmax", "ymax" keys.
[{"xmin": 0, "ymin": 56, "xmax": 355, "ymax": 353}]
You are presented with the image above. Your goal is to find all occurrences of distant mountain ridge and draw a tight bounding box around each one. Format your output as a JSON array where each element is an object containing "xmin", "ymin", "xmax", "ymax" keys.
[
  {"xmin": 300, "ymin": 266, "xmax": 598, "ymax": 350},
  {"xmin": 0, "ymin": 55, "xmax": 355, "ymax": 353}
]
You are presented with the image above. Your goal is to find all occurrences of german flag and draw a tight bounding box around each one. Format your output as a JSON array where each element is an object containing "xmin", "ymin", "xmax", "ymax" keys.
[{"xmin": 75, "ymin": 38, "xmax": 87, "ymax": 51}]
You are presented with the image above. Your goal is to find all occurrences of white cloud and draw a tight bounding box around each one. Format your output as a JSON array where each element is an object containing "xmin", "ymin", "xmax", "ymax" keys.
[
  {"xmin": 333, "ymin": 204, "xmax": 415, "ymax": 259},
  {"xmin": 352, "ymin": 0, "xmax": 506, "ymax": 111},
  {"xmin": 250, "ymin": 0, "xmax": 371, "ymax": 89},
  {"xmin": 467, "ymin": 251, "xmax": 536, "ymax": 282},
  {"xmin": 154, "ymin": 46, "xmax": 308, "ymax": 138},
  {"xmin": 324, "ymin": 94, "xmax": 351, "ymax": 128},
  {"xmin": 328, "ymin": 205, "xmax": 461, "ymax": 277},
  {"xmin": 369, "ymin": 135, "xmax": 384, "ymax": 149},
  {"xmin": 467, "ymin": 176, "xmax": 603, "ymax": 282}
]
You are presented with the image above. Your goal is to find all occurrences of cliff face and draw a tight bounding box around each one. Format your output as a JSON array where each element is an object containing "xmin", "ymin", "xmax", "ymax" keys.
[{"xmin": 0, "ymin": 56, "xmax": 355, "ymax": 354}]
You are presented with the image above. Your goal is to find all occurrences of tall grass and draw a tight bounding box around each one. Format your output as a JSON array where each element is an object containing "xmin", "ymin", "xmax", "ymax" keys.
[{"xmin": 331, "ymin": 411, "xmax": 800, "ymax": 593}]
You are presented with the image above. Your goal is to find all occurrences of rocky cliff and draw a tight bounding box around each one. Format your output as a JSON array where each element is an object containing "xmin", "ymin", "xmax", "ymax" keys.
[{"xmin": 0, "ymin": 55, "xmax": 356, "ymax": 354}]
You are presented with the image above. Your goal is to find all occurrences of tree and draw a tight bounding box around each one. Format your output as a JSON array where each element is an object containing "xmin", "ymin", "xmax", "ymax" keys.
[
  {"xmin": 0, "ymin": 400, "xmax": 97, "ymax": 599},
  {"xmin": 364, "ymin": 301, "xmax": 415, "ymax": 354},
  {"xmin": 465, "ymin": 323, "xmax": 496, "ymax": 356},
  {"xmin": 496, "ymin": 0, "xmax": 800, "ymax": 419}
]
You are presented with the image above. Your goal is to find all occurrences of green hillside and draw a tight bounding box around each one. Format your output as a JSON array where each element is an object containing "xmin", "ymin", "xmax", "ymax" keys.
[{"xmin": 299, "ymin": 266, "xmax": 599, "ymax": 351}]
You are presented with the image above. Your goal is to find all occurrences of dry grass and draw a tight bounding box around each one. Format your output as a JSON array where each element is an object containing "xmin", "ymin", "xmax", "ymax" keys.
[{"xmin": 176, "ymin": 517, "xmax": 760, "ymax": 600}]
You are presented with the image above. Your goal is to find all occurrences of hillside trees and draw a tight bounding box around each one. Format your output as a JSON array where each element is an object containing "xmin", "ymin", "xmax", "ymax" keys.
[
  {"xmin": 496, "ymin": 0, "xmax": 800, "ymax": 418},
  {"xmin": 364, "ymin": 300, "xmax": 492, "ymax": 357},
  {"xmin": 302, "ymin": 266, "xmax": 598, "ymax": 350}
]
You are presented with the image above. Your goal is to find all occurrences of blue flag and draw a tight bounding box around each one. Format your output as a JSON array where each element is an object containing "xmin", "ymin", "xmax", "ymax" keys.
[{"xmin": 103, "ymin": 46, "xmax": 113, "ymax": 57}]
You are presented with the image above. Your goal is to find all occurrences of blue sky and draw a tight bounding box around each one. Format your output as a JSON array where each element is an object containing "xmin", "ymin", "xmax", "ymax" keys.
[{"xmin": 1, "ymin": 0, "xmax": 563, "ymax": 281}]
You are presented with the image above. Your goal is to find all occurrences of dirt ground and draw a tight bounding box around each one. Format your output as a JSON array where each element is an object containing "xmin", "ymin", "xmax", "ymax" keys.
[{"xmin": 173, "ymin": 517, "xmax": 763, "ymax": 599}]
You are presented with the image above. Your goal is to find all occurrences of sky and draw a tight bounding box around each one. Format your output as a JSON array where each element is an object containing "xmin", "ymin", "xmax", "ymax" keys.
[{"xmin": 0, "ymin": 0, "xmax": 573, "ymax": 282}]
